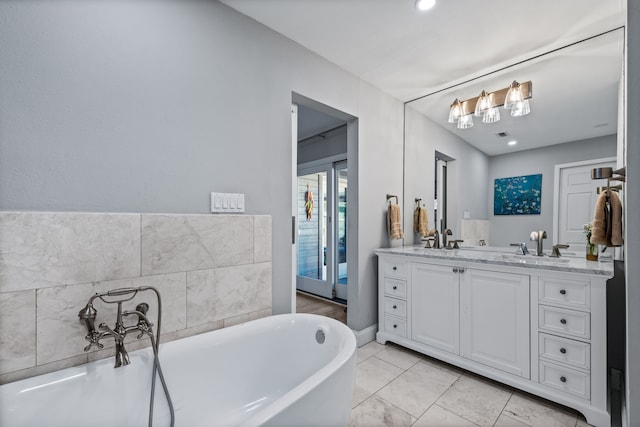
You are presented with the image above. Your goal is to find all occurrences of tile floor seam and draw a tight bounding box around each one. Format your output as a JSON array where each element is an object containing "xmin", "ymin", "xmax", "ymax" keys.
[
  {"xmin": 499, "ymin": 411, "xmax": 533, "ymax": 427},
  {"xmin": 492, "ymin": 393, "xmax": 517, "ymax": 427},
  {"xmin": 370, "ymin": 393, "xmax": 417, "ymax": 424},
  {"xmin": 434, "ymin": 403, "xmax": 483, "ymax": 427}
]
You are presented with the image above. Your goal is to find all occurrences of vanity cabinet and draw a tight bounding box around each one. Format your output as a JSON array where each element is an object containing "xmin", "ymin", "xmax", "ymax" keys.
[
  {"xmin": 459, "ymin": 268, "xmax": 530, "ymax": 378},
  {"xmin": 376, "ymin": 251, "xmax": 611, "ymax": 427},
  {"xmin": 411, "ymin": 263, "xmax": 459, "ymax": 354}
]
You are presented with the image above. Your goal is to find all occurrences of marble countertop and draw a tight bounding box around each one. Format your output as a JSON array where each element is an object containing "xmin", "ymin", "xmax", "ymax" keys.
[{"xmin": 375, "ymin": 245, "xmax": 614, "ymax": 277}]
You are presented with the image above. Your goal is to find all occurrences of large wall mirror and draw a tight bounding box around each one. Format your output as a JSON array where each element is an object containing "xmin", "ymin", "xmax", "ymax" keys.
[{"xmin": 403, "ymin": 28, "xmax": 624, "ymax": 248}]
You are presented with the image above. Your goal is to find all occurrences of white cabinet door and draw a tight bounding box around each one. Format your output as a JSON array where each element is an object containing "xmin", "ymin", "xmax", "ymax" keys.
[
  {"xmin": 460, "ymin": 269, "xmax": 530, "ymax": 378},
  {"xmin": 411, "ymin": 263, "xmax": 460, "ymax": 354}
]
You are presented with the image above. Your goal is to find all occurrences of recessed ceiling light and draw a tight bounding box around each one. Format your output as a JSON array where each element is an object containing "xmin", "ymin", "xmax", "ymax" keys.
[
  {"xmin": 415, "ymin": 0, "xmax": 436, "ymax": 11},
  {"xmin": 508, "ymin": 140, "xmax": 517, "ymax": 146}
]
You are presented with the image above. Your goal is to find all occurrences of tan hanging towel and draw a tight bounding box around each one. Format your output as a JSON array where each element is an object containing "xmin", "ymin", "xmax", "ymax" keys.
[
  {"xmin": 590, "ymin": 191, "xmax": 608, "ymax": 245},
  {"xmin": 413, "ymin": 206, "xmax": 428, "ymax": 237},
  {"xmin": 610, "ymin": 190, "xmax": 623, "ymax": 246},
  {"xmin": 388, "ymin": 203, "xmax": 403, "ymax": 240},
  {"xmin": 590, "ymin": 190, "xmax": 623, "ymax": 247}
]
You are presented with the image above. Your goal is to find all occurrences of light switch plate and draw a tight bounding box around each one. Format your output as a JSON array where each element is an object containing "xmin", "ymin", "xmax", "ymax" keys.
[{"xmin": 211, "ymin": 192, "xmax": 245, "ymax": 213}]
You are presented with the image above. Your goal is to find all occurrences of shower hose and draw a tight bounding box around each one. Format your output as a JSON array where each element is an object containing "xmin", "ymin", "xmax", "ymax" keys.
[{"xmin": 145, "ymin": 287, "xmax": 175, "ymax": 427}]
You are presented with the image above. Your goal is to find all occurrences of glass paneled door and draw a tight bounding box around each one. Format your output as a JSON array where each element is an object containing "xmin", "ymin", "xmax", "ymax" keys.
[{"xmin": 297, "ymin": 161, "xmax": 347, "ymax": 301}]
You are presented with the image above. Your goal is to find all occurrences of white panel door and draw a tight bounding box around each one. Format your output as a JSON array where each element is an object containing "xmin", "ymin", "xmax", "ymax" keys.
[
  {"xmin": 411, "ymin": 263, "xmax": 459, "ymax": 354},
  {"xmin": 557, "ymin": 159, "xmax": 615, "ymax": 245},
  {"xmin": 460, "ymin": 268, "xmax": 530, "ymax": 378}
]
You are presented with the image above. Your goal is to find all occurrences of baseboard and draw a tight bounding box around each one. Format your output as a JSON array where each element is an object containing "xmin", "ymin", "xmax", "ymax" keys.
[{"xmin": 352, "ymin": 324, "xmax": 378, "ymax": 347}]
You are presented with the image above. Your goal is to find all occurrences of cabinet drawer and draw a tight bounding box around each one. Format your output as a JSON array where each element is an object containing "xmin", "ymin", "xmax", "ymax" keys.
[
  {"xmin": 384, "ymin": 260, "xmax": 406, "ymax": 279},
  {"xmin": 539, "ymin": 333, "xmax": 590, "ymax": 371},
  {"xmin": 384, "ymin": 278, "xmax": 407, "ymax": 299},
  {"xmin": 384, "ymin": 315, "xmax": 407, "ymax": 338},
  {"xmin": 539, "ymin": 277, "xmax": 590, "ymax": 311},
  {"xmin": 539, "ymin": 361, "xmax": 590, "ymax": 400},
  {"xmin": 384, "ymin": 297, "xmax": 407, "ymax": 318},
  {"xmin": 539, "ymin": 305, "xmax": 590, "ymax": 339}
]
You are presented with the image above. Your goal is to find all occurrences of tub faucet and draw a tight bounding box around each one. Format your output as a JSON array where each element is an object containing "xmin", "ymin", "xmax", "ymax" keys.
[
  {"xmin": 529, "ymin": 230, "xmax": 547, "ymax": 256},
  {"xmin": 78, "ymin": 288, "xmax": 157, "ymax": 368}
]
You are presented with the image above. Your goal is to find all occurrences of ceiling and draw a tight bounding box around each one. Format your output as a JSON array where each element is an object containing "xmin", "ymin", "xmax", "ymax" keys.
[{"xmin": 220, "ymin": 0, "xmax": 626, "ymax": 156}]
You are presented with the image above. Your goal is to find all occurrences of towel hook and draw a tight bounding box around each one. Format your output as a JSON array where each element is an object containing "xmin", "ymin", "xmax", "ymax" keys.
[{"xmin": 386, "ymin": 194, "xmax": 399, "ymax": 204}]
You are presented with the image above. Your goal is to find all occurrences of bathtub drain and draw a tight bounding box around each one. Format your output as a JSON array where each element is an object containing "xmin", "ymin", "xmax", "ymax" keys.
[{"xmin": 315, "ymin": 329, "xmax": 326, "ymax": 344}]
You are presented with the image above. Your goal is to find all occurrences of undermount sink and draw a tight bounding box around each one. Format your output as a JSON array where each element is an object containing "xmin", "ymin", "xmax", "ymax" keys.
[{"xmin": 496, "ymin": 254, "xmax": 571, "ymax": 264}]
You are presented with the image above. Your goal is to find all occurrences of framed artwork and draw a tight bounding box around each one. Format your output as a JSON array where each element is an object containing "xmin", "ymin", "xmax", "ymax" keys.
[{"xmin": 494, "ymin": 174, "xmax": 542, "ymax": 215}]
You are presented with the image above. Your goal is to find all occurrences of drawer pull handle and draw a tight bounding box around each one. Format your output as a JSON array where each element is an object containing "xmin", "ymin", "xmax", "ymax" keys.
[
  {"xmin": 393, "ymin": 324, "xmax": 397, "ymax": 328},
  {"xmin": 560, "ymin": 318, "xmax": 567, "ymax": 325},
  {"xmin": 393, "ymin": 285, "xmax": 397, "ymax": 290},
  {"xmin": 393, "ymin": 266, "xmax": 397, "ymax": 271},
  {"xmin": 393, "ymin": 305, "xmax": 397, "ymax": 309},
  {"xmin": 560, "ymin": 289, "xmax": 567, "ymax": 295},
  {"xmin": 560, "ymin": 348, "xmax": 567, "ymax": 354},
  {"xmin": 560, "ymin": 376, "xmax": 567, "ymax": 383},
  {"xmin": 453, "ymin": 267, "xmax": 458, "ymax": 273}
]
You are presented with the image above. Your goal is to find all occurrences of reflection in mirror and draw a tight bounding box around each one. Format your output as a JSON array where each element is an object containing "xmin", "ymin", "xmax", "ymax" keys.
[
  {"xmin": 434, "ymin": 152, "xmax": 453, "ymax": 234},
  {"xmin": 403, "ymin": 28, "xmax": 624, "ymax": 248}
]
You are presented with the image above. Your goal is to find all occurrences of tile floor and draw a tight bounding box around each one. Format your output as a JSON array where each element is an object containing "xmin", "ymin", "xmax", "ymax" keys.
[{"xmin": 349, "ymin": 341, "xmax": 593, "ymax": 427}]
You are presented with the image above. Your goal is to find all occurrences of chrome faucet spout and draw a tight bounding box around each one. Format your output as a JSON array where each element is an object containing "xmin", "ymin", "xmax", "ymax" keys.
[
  {"xmin": 443, "ymin": 228, "xmax": 453, "ymax": 249},
  {"xmin": 529, "ymin": 230, "xmax": 547, "ymax": 256}
]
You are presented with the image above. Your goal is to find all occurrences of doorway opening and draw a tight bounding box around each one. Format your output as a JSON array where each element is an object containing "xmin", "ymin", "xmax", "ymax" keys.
[
  {"xmin": 435, "ymin": 151, "xmax": 454, "ymax": 233},
  {"xmin": 291, "ymin": 94, "xmax": 357, "ymax": 313}
]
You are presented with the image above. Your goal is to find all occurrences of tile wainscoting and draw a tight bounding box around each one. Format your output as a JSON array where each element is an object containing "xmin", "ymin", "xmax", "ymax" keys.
[{"xmin": 0, "ymin": 212, "xmax": 272, "ymax": 383}]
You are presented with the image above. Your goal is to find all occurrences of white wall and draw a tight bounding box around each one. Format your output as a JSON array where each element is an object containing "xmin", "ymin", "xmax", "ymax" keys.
[
  {"xmin": 625, "ymin": 0, "xmax": 640, "ymax": 424},
  {"xmin": 404, "ymin": 105, "xmax": 489, "ymax": 245},
  {"xmin": 0, "ymin": 1, "xmax": 404, "ymax": 335},
  {"xmin": 488, "ymin": 135, "xmax": 617, "ymax": 247}
]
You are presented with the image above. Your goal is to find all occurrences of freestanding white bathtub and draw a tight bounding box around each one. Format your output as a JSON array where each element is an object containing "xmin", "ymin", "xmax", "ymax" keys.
[{"xmin": 0, "ymin": 313, "xmax": 357, "ymax": 427}]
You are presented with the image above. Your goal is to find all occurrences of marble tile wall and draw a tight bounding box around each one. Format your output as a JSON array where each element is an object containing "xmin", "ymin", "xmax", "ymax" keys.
[
  {"xmin": 460, "ymin": 219, "xmax": 490, "ymax": 246},
  {"xmin": 0, "ymin": 212, "xmax": 272, "ymax": 384}
]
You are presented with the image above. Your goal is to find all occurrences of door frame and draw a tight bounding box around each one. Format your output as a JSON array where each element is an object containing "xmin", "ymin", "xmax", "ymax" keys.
[{"xmin": 552, "ymin": 156, "xmax": 617, "ymax": 245}]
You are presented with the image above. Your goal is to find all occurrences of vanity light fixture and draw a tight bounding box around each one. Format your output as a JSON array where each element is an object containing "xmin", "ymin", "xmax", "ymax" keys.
[
  {"xmin": 415, "ymin": 0, "xmax": 436, "ymax": 11},
  {"xmin": 448, "ymin": 80, "xmax": 532, "ymax": 129},
  {"xmin": 508, "ymin": 140, "xmax": 518, "ymax": 146}
]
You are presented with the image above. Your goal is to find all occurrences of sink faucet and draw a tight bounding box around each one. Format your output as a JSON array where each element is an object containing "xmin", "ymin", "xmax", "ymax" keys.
[
  {"xmin": 510, "ymin": 242, "xmax": 530, "ymax": 255},
  {"xmin": 529, "ymin": 230, "xmax": 547, "ymax": 256},
  {"xmin": 431, "ymin": 230, "xmax": 440, "ymax": 248},
  {"xmin": 78, "ymin": 288, "xmax": 156, "ymax": 368},
  {"xmin": 443, "ymin": 228, "xmax": 453, "ymax": 249}
]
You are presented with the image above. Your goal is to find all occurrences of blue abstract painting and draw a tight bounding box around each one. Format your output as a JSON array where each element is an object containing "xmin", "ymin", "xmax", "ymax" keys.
[{"xmin": 494, "ymin": 174, "xmax": 542, "ymax": 215}]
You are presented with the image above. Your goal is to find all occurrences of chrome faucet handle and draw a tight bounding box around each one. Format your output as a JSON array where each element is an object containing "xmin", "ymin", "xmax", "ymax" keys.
[
  {"xmin": 510, "ymin": 242, "xmax": 529, "ymax": 255},
  {"xmin": 550, "ymin": 244, "xmax": 570, "ymax": 258},
  {"xmin": 421, "ymin": 237, "xmax": 433, "ymax": 248},
  {"xmin": 82, "ymin": 331, "xmax": 104, "ymax": 352},
  {"xmin": 452, "ymin": 240, "xmax": 464, "ymax": 249}
]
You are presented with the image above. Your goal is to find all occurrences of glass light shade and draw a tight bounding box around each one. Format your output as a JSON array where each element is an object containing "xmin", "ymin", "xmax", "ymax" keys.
[
  {"xmin": 482, "ymin": 106, "xmax": 500, "ymax": 123},
  {"xmin": 457, "ymin": 114, "xmax": 474, "ymax": 129},
  {"xmin": 474, "ymin": 90, "xmax": 492, "ymax": 116},
  {"xmin": 448, "ymin": 99, "xmax": 463, "ymax": 123},
  {"xmin": 503, "ymin": 81, "xmax": 523, "ymax": 109},
  {"xmin": 510, "ymin": 99, "xmax": 531, "ymax": 117}
]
